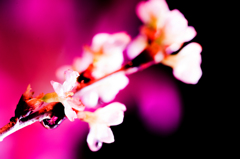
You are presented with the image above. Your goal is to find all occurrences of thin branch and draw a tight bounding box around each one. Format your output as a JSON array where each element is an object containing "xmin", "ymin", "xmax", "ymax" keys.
[
  {"xmin": 0, "ymin": 103, "xmax": 55, "ymax": 141},
  {"xmin": 0, "ymin": 49, "xmax": 154, "ymax": 142}
]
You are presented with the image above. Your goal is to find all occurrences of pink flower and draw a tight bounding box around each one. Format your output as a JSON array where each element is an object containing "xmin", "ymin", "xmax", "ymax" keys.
[
  {"xmin": 57, "ymin": 32, "xmax": 130, "ymax": 80},
  {"xmin": 162, "ymin": 9, "xmax": 196, "ymax": 53},
  {"xmin": 137, "ymin": 0, "xmax": 169, "ymax": 29},
  {"xmin": 72, "ymin": 33, "xmax": 130, "ymax": 107},
  {"xmin": 86, "ymin": 32, "xmax": 131, "ymax": 79},
  {"xmin": 162, "ymin": 42, "xmax": 202, "ymax": 84},
  {"xmin": 51, "ymin": 69, "xmax": 84, "ymax": 121},
  {"xmin": 128, "ymin": 0, "xmax": 197, "ymax": 57},
  {"xmin": 78, "ymin": 102, "xmax": 126, "ymax": 151},
  {"xmin": 126, "ymin": 0, "xmax": 201, "ymax": 84},
  {"xmin": 127, "ymin": 35, "xmax": 148, "ymax": 59},
  {"xmin": 57, "ymin": 33, "xmax": 130, "ymax": 107},
  {"xmin": 97, "ymin": 73, "xmax": 129, "ymax": 103},
  {"xmin": 56, "ymin": 65, "xmax": 72, "ymax": 81}
]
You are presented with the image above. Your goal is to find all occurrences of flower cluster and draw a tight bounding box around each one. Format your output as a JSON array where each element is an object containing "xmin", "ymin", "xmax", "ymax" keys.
[
  {"xmin": 42, "ymin": 69, "xmax": 127, "ymax": 151},
  {"xmin": 0, "ymin": 0, "xmax": 202, "ymax": 152},
  {"xmin": 48, "ymin": 0, "xmax": 202, "ymax": 151},
  {"xmin": 57, "ymin": 32, "xmax": 130, "ymax": 107},
  {"xmin": 52, "ymin": 32, "xmax": 130, "ymax": 150},
  {"xmin": 127, "ymin": 0, "xmax": 202, "ymax": 84}
]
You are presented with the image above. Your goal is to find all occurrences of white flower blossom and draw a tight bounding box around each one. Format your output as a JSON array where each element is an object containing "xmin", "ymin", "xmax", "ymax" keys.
[
  {"xmin": 79, "ymin": 102, "xmax": 126, "ymax": 151},
  {"xmin": 162, "ymin": 42, "xmax": 202, "ymax": 84},
  {"xmin": 51, "ymin": 69, "xmax": 84, "ymax": 121}
]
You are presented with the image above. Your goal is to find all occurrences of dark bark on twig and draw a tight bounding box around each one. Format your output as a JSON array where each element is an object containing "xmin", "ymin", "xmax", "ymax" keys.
[{"xmin": 0, "ymin": 48, "xmax": 153, "ymax": 141}]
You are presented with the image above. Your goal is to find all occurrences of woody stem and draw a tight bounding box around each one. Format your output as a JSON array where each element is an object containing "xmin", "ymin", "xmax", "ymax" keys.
[
  {"xmin": 0, "ymin": 103, "xmax": 55, "ymax": 141},
  {"xmin": 0, "ymin": 48, "xmax": 154, "ymax": 141},
  {"xmin": 75, "ymin": 48, "xmax": 154, "ymax": 94}
]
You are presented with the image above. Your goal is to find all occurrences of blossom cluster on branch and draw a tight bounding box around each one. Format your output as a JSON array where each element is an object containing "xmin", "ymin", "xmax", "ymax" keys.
[{"xmin": 0, "ymin": 0, "xmax": 202, "ymax": 152}]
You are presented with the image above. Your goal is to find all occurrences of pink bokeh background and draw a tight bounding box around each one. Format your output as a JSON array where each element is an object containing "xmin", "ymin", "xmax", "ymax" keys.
[{"xmin": 0, "ymin": 0, "xmax": 206, "ymax": 158}]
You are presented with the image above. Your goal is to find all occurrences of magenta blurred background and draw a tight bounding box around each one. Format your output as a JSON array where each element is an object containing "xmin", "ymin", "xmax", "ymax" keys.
[{"xmin": 0, "ymin": 0, "xmax": 209, "ymax": 158}]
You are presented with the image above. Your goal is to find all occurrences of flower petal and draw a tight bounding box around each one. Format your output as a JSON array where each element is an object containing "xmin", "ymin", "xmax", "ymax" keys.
[
  {"xmin": 127, "ymin": 35, "xmax": 147, "ymax": 59},
  {"xmin": 92, "ymin": 50, "xmax": 123, "ymax": 79},
  {"xmin": 86, "ymin": 126, "xmax": 103, "ymax": 152},
  {"xmin": 96, "ymin": 124, "xmax": 114, "ymax": 143},
  {"xmin": 163, "ymin": 9, "xmax": 188, "ymax": 45},
  {"xmin": 183, "ymin": 26, "xmax": 197, "ymax": 42},
  {"xmin": 64, "ymin": 106, "xmax": 77, "ymax": 122},
  {"xmin": 87, "ymin": 124, "xmax": 115, "ymax": 151},
  {"xmin": 55, "ymin": 65, "xmax": 72, "ymax": 81},
  {"xmin": 103, "ymin": 32, "xmax": 131, "ymax": 55},
  {"xmin": 173, "ymin": 42, "xmax": 202, "ymax": 84},
  {"xmin": 50, "ymin": 81, "xmax": 64, "ymax": 96},
  {"xmin": 65, "ymin": 98, "xmax": 85, "ymax": 111},
  {"xmin": 62, "ymin": 69, "xmax": 79, "ymax": 92},
  {"xmin": 95, "ymin": 102, "xmax": 126, "ymax": 126},
  {"xmin": 166, "ymin": 26, "xmax": 197, "ymax": 53},
  {"xmin": 92, "ymin": 33, "xmax": 110, "ymax": 52},
  {"xmin": 65, "ymin": 69, "xmax": 79, "ymax": 82},
  {"xmin": 72, "ymin": 54, "xmax": 93, "ymax": 73},
  {"xmin": 137, "ymin": 0, "xmax": 169, "ymax": 28},
  {"xmin": 81, "ymin": 91, "xmax": 99, "ymax": 107},
  {"xmin": 98, "ymin": 73, "xmax": 129, "ymax": 103}
]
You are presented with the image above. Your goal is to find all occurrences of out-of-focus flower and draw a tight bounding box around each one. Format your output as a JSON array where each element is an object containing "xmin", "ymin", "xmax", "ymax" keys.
[
  {"xmin": 162, "ymin": 42, "xmax": 202, "ymax": 84},
  {"xmin": 127, "ymin": 0, "xmax": 201, "ymax": 84},
  {"xmin": 78, "ymin": 102, "xmax": 126, "ymax": 151},
  {"xmin": 56, "ymin": 32, "xmax": 130, "ymax": 81},
  {"xmin": 137, "ymin": 0, "xmax": 169, "ymax": 29},
  {"xmin": 46, "ymin": 70, "xmax": 84, "ymax": 121},
  {"xmin": 82, "ymin": 33, "xmax": 130, "ymax": 106},
  {"xmin": 77, "ymin": 72, "xmax": 129, "ymax": 107},
  {"xmin": 132, "ymin": 0, "xmax": 196, "ymax": 57},
  {"xmin": 56, "ymin": 53, "xmax": 93, "ymax": 81},
  {"xmin": 161, "ymin": 9, "xmax": 196, "ymax": 53},
  {"xmin": 84, "ymin": 32, "xmax": 130, "ymax": 79},
  {"xmin": 127, "ymin": 35, "xmax": 148, "ymax": 60},
  {"xmin": 63, "ymin": 32, "xmax": 131, "ymax": 107}
]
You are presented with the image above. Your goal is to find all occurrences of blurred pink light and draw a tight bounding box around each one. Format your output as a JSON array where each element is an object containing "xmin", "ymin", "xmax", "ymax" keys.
[{"xmin": 132, "ymin": 67, "xmax": 182, "ymax": 135}]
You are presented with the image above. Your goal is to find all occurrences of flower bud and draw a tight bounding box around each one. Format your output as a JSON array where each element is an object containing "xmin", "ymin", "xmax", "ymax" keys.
[{"xmin": 15, "ymin": 85, "xmax": 44, "ymax": 118}]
